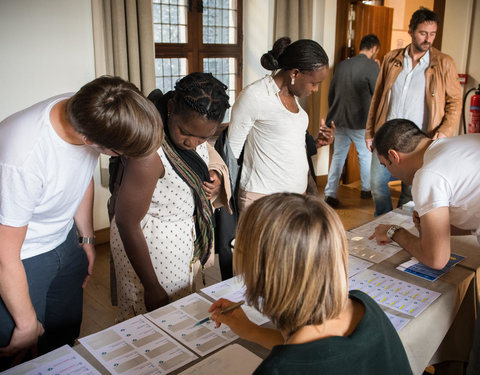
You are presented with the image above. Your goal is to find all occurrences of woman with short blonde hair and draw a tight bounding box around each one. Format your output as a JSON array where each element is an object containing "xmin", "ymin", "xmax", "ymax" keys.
[{"xmin": 210, "ymin": 193, "xmax": 412, "ymax": 374}]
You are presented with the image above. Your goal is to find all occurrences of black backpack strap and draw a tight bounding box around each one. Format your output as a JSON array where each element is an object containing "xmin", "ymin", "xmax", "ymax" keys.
[{"xmin": 107, "ymin": 155, "xmax": 126, "ymax": 222}]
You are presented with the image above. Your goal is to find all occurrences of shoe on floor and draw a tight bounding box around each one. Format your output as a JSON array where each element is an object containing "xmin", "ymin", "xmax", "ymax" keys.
[
  {"xmin": 360, "ymin": 190, "xmax": 372, "ymax": 199},
  {"xmin": 325, "ymin": 196, "xmax": 340, "ymax": 208}
]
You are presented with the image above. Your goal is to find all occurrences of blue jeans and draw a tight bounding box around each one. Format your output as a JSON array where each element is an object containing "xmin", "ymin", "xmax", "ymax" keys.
[
  {"xmin": 325, "ymin": 128, "xmax": 371, "ymax": 198},
  {"xmin": 370, "ymin": 152, "xmax": 413, "ymax": 216},
  {"xmin": 0, "ymin": 225, "xmax": 87, "ymax": 360}
]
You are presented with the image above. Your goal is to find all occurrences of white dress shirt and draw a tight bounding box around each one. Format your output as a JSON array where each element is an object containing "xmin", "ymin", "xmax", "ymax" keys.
[
  {"xmin": 228, "ymin": 75, "xmax": 310, "ymax": 195},
  {"xmin": 387, "ymin": 49, "xmax": 430, "ymax": 132}
]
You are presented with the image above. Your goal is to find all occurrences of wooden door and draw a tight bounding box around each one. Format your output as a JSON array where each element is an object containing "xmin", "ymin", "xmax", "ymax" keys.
[{"xmin": 343, "ymin": 3, "xmax": 393, "ymax": 184}]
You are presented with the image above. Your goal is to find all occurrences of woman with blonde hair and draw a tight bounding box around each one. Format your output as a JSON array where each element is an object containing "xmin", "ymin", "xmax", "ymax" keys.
[{"xmin": 209, "ymin": 193, "xmax": 412, "ymax": 374}]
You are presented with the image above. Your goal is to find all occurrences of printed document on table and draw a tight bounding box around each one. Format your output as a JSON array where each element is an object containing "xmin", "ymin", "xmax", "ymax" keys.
[
  {"xmin": 79, "ymin": 315, "xmax": 196, "ymax": 374},
  {"xmin": 349, "ymin": 269, "xmax": 441, "ymax": 317},
  {"xmin": 347, "ymin": 231, "xmax": 401, "ymax": 263},
  {"xmin": 397, "ymin": 253, "xmax": 465, "ymax": 282},
  {"xmin": 348, "ymin": 254, "xmax": 373, "ymax": 277},
  {"xmin": 3, "ymin": 345, "xmax": 100, "ymax": 375},
  {"xmin": 350, "ymin": 210, "xmax": 416, "ymax": 238},
  {"xmin": 201, "ymin": 275, "xmax": 245, "ymax": 299},
  {"xmin": 178, "ymin": 344, "xmax": 262, "ymax": 375},
  {"xmin": 201, "ymin": 276, "xmax": 270, "ymax": 325},
  {"xmin": 384, "ymin": 312, "xmax": 411, "ymax": 331},
  {"xmin": 145, "ymin": 293, "xmax": 238, "ymax": 356},
  {"xmin": 347, "ymin": 211, "xmax": 418, "ymax": 263}
]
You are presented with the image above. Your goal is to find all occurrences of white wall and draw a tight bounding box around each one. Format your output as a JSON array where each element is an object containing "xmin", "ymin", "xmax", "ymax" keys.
[
  {"xmin": 0, "ymin": 0, "xmax": 95, "ymax": 120},
  {"xmin": 243, "ymin": 0, "xmax": 275, "ymax": 86},
  {"xmin": 312, "ymin": 0, "xmax": 337, "ymax": 176},
  {"xmin": 464, "ymin": 0, "xmax": 480, "ymax": 92},
  {"xmin": 0, "ymin": 0, "xmax": 113, "ymax": 230},
  {"xmin": 442, "ymin": 0, "xmax": 478, "ymax": 134},
  {"xmin": 441, "ymin": 0, "xmax": 474, "ymax": 74}
]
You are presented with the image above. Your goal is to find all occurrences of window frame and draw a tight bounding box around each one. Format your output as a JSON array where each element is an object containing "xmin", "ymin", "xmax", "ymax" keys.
[{"xmin": 154, "ymin": 0, "xmax": 243, "ymax": 98}]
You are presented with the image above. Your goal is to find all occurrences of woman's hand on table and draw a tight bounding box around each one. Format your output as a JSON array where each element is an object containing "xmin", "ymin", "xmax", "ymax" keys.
[{"xmin": 209, "ymin": 298, "xmax": 284, "ymax": 349}]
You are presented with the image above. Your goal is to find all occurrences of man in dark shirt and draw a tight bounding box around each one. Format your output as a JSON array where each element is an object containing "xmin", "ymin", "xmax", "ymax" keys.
[{"xmin": 324, "ymin": 34, "xmax": 380, "ymax": 208}]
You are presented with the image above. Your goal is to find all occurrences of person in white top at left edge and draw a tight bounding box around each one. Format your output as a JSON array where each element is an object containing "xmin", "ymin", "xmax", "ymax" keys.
[
  {"xmin": 228, "ymin": 37, "xmax": 335, "ymax": 212},
  {"xmin": 0, "ymin": 76, "xmax": 163, "ymax": 370}
]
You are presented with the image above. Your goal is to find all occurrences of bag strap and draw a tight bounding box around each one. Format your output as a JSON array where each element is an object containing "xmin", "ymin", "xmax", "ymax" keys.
[{"xmin": 107, "ymin": 156, "xmax": 126, "ymax": 222}]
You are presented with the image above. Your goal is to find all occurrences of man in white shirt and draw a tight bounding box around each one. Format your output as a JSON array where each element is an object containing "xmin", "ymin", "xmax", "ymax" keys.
[
  {"xmin": 0, "ymin": 76, "xmax": 162, "ymax": 368},
  {"xmin": 369, "ymin": 118, "xmax": 480, "ymax": 373},
  {"xmin": 365, "ymin": 7, "xmax": 462, "ymax": 216},
  {"xmin": 369, "ymin": 119, "xmax": 480, "ymax": 268}
]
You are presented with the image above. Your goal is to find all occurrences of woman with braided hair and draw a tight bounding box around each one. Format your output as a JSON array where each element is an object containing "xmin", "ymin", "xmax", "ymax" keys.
[
  {"xmin": 110, "ymin": 72, "xmax": 231, "ymax": 321},
  {"xmin": 228, "ymin": 37, "xmax": 335, "ymax": 211}
]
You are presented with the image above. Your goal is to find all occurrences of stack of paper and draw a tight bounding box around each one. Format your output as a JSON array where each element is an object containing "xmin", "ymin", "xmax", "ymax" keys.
[
  {"xmin": 2, "ymin": 345, "xmax": 100, "ymax": 375},
  {"xmin": 347, "ymin": 211, "xmax": 418, "ymax": 263},
  {"xmin": 201, "ymin": 276, "xmax": 270, "ymax": 325},
  {"xmin": 348, "ymin": 254, "xmax": 373, "ymax": 277},
  {"xmin": 349, "ymin": 269, "xmax": 441, "ymax": 317},
  {"xmin": 79, "ymin": 315, "xmax": 197, "ymax": 374},
  {"xmin": 145, "ymin": 293, "xmax": 238, "ymax": 356}
]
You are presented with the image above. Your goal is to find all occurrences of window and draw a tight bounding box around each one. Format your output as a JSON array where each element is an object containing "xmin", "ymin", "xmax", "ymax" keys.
[{"xmin": 153, "ymin": 0, "xmax": 242, "ymax": 121}]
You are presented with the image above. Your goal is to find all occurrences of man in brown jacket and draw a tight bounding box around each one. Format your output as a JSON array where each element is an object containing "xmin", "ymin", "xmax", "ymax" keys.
[{"xmin": 365, "ymin": 7, "xmax": 461, "ymax": 216}]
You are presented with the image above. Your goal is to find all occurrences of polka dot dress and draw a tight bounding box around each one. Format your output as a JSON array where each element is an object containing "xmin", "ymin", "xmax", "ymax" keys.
[{"xmin": 110, "ymin": 143, "xmax": 209, "ymax": 322}]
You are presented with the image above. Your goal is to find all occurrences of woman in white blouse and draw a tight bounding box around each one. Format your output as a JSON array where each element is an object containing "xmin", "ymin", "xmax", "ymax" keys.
[{"xmin": 228, "ymin": 37, "xmax": 335, "ymax": 211}]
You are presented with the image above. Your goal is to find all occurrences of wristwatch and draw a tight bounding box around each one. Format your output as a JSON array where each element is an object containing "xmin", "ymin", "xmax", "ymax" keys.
[
  {"xmin": 386, "ymin": 225, "xmax": 401, "ymax": 240},
  {"xmin": 78, "ymin": 236, "xmax": 95, "ymax": 244}
]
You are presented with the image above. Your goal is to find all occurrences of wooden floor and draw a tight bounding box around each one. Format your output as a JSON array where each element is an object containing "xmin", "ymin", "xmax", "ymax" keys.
[{"xmin": 79, "ymin": 178, "xmax": 401, "ymax": 339}]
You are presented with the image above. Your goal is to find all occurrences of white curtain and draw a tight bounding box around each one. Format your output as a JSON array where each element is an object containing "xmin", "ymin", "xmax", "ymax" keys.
[
  {"xmin": 91, "ymin": 0, "xmax": 156, "ymax": 95},
  {"xmin": 274, "ymin": 0, "xmax": 313, "ymax": 40}
]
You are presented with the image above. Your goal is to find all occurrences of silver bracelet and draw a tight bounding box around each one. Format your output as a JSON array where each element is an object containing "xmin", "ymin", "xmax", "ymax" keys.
[
  {"xmin": 78, "ymin": 236, "xmax": 95, "ymax": 244},
  {"xmin": 386, "ymin": 225, "xmax": 402, "ymax": 240}
]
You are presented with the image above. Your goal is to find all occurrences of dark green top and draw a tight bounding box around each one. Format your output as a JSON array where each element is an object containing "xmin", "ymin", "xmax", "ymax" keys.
[{"xmin": 253, "ymin": 290, "xmax": 412, "ymax": 375}]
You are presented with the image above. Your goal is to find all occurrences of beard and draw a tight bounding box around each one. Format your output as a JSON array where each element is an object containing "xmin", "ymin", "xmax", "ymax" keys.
[{"xmin": 412, "ymin": 40, "xmax": 431, "ymax": 53}]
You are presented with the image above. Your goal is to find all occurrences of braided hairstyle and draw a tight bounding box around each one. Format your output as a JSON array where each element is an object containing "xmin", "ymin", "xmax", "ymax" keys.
[
  {"xmin": 261, "ymin": 37, "xmax": 329, "ymax": 72},
  {"xmin": 172, "ymin": 72, "xmax": 230, "ymax": 123}
]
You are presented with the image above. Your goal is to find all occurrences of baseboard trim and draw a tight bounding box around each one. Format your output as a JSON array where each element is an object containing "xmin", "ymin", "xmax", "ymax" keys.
[{"xmin": 94, "ymin": 227, "xmax": 110, "ymax": 245}]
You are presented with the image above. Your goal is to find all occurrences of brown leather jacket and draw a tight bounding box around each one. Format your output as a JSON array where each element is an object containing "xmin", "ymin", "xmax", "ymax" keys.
[{"xmin": 365, "ymin": 46, "xmax": 462, "ymax": 139}]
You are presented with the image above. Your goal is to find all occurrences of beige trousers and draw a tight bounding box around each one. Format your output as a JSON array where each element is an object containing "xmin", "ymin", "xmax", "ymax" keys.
[{"xmin": 238, "ymin": 189, "xmax": 267, "ymax": 214}]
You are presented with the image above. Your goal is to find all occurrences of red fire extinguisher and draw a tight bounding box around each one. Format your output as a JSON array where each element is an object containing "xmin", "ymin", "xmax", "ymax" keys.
[
  {"xmin": 469, "ymin": 88, "xmax": 480, "ymax": 133},
  {"xmin": 463, "ymin": 84, "xmax": 480, "ymax": 134}
]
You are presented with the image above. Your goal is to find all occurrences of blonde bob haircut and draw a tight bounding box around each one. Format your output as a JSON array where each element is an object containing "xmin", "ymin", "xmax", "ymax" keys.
[{"xmin": 234, "ymin": 193, "xmax": 349, "ymax": 336}]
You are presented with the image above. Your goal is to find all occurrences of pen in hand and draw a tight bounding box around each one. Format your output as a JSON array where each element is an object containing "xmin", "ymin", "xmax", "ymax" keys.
[{"xmin": 193, "ymin": 300, "xmax": 245, "ymax": 327}]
